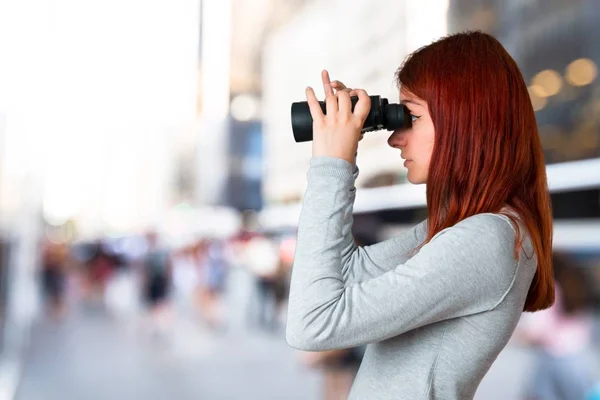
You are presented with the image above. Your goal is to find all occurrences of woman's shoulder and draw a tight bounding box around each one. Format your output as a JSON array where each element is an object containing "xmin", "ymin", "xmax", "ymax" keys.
[
  {"xmin": 416, "ymin": 212, "xmax": 528, "ymax": 306},
  {"xmin": 427, "ymin": 212, "xmax": 523, "ymax": 265},
  {"xmin": 438, "ymin": 212, "xmax": 517, "ymax": 242},
  {"xmin": 445, "ymin": 211, "xmax": 535, "ymax": 265},
  {"xmin": 458, "ymin": 209, "xmax": 533, "ymax": 247},
  {"xmin": 458, "ymin": 212, "xmax": 517, "ymax": 234}
]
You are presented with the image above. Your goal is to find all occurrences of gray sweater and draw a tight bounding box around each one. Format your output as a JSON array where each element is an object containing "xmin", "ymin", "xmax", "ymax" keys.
[{"xmin": 286, "ymin": 157, "xmax": 537, "ymax": 400}]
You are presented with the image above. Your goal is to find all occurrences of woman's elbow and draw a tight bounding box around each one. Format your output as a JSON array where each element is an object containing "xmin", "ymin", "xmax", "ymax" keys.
[
  {"xmin": 286, "ymin": 330, "xmax": 317, "ymax": 351},
  {"xmin": 285, "ymin": 320, "xmax": 339, "ymax": 351},
  {"xmin": 285, "ymin": 294, "xmax": 347, "ymax": 351}
]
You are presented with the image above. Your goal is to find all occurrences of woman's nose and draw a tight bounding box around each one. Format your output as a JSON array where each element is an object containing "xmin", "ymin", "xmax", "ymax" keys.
[{"xmin": 387, "ymin": 129, "xmax": 407, "ymax": 149}]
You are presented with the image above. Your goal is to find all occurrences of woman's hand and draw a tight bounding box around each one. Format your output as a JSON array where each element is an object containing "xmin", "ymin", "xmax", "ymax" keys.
[{"xmin": 306, "ymin": 70, "xmax": 371, "ymax": 164}]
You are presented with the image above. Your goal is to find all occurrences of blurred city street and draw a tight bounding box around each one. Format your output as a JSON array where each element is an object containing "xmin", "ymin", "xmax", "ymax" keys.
[{"xmin": 14, "ymin": 267, "xmax": 321, "ymax": 400}]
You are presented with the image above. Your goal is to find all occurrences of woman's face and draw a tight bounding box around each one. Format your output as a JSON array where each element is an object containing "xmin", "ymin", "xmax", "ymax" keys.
[{"xmin": 387, "ymin": 90, "xmax": 435, "ymax": 184}]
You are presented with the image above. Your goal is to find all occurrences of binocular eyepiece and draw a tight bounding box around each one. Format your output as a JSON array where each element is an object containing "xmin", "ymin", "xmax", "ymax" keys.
[{"xmin": 290, "ymin": 95, "xmax": 411, "ymax": 143}]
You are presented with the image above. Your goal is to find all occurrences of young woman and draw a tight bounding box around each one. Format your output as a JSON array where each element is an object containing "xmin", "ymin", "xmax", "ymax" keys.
[{"xmin": 285, "ymin": 31, "xmax": 554, "ymax": 399}]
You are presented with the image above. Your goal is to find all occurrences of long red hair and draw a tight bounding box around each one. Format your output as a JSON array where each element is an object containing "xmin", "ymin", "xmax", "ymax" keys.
[{"xmin": 396, "ymin": 31, "xmax": 554, "ymax": 312}]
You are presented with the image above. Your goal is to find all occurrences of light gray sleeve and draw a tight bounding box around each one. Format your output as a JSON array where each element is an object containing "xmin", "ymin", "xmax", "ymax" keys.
[
  {"xmin": 312, "ymin": 157, "xmax": 428, "ymax": 286},
  {"xmin": 286, "ymin": 157, "xmax": 519, "ymax": 351},
  {"xmin": 341, "ymin": 222, "xmax": 428, "ymax": 285}
]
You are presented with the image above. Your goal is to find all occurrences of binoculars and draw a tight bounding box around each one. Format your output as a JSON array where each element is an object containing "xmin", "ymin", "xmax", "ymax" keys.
[{"xmin": 290, "ymin": 95, "xmax": 412, "ymax": 143}]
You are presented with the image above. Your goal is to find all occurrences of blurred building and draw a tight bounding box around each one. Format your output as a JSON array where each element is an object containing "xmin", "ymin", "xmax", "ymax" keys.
[
  {"xmin": 193, "ymin": 0, "xmax": 314, "ymax": 214},
  {"xmin": 226, "ymin": 113, "xmax": 263, "ymax": 211}
]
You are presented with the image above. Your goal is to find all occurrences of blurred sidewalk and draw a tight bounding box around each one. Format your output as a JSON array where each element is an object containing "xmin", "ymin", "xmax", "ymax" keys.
[
  {"xmin": 11, "ymin": 311, "xmax": 535, "ymax": 400},
  {"xmin": 11, "ymin": 267, "xmax": 599, "ymax": 400},
  {"xmin": 13, "ymin": 268, "xmax": 321, "ymax": 400}
]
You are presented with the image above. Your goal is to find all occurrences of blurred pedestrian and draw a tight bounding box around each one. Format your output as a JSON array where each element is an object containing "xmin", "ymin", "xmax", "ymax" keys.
[
  {"xmin": 198, "ymin": 239, "xmax": 228, "ymax": 330},
  {"xmin": 40, "ymin": 239, "xmax": 69, "ymax": 320},
  {"xmin": 141, "ymin": 232, "xmax": 173, "ymax": 339}
]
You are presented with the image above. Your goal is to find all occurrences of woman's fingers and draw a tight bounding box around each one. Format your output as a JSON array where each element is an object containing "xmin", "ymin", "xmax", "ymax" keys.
[
  {"xmin": 305, "ymin": 86, "xmax": 324, "ymax": 122},
  {"xmin": 315, "ymin": 71, "xmax": 367, "ymax": 124},
  {"xmin": 339, "ymin": 88, "xmax": 358, "ymax": 97},
  {"xmin": 309, "ymin": 72, "xmax": 367, "ymax": 163},
  {"xmin": 330, "ymin": 78, "xmax": 359, "ymax": 118},
  {"xmin": 331, "ymin": 80, "xmax": 358, "ymax": 97},
  {"xmin": 337, "ymin": 89, "xmax": 352, "ymax": 115},
  {"xmin": 322, "ymin": 70, "xmax": 338, "ymax": 118},
  {"xmin": 322, "ymin": 70, "xmax": 335, "ymax": 97},
  {"xmin": 331, "ymin": 80, "xmax": 347, "ymax": 91},
  {"xmin": 353, "ymin": 89, "xmax": 371, "ymax": 122}
]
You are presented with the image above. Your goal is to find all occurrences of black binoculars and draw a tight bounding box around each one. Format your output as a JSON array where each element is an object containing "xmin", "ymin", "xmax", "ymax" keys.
[{"xmin": 290, "ymin": 95, "xmax": 411, "ymax": 143}]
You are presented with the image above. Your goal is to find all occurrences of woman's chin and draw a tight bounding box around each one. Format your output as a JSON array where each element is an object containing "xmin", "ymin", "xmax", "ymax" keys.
[{"xmin": 406, "ymin": 172, "xmax": 426, "ymax": 185}]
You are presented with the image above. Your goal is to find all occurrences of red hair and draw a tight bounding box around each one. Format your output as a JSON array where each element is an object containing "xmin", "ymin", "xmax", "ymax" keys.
[{"xmin": 396, "ymin": 31, "xmax": 554, "ymax": 312}]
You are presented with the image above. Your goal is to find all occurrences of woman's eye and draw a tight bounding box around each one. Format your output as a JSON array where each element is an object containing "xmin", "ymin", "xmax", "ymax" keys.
[{"xmin": 410, "ymin": 114, "xmax": 421, "ymax": 122}]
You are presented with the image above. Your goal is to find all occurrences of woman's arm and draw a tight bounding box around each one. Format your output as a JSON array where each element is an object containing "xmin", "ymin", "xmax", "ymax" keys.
[
  {"xmin": 322, "ymin": 157, "xmax": 427, "ymax": 285},
  {"xmin": 286, "ymin": 158, "xmax": 521, "ymax": 351}
]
